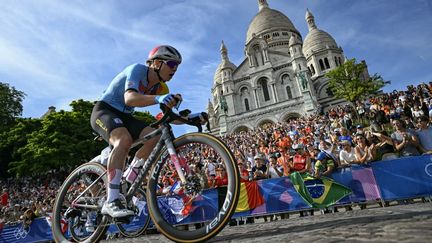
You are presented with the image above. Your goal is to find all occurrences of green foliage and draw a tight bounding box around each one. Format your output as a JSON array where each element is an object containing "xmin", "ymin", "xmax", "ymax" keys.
[
  {"xmin": 325, "ymin": 58, "xmax": 390, "ymax": 103},
  {"xmin": 133, "ymin": 110, "xmax": 157, "ymax": 124},
  {"xmin": 2, "ymin": 98, "xmax": 156, "ymax": 178},
  {"xmin": 0, "ymin": 82, "xmax": 26, "ymax": 130},
  {"xmin": 0, "ymin": 118, "xmax": 42, "ymax": 178},
  {"xmin": 6, "ymin": 100, "xmax": 105, "ymax": 177}
]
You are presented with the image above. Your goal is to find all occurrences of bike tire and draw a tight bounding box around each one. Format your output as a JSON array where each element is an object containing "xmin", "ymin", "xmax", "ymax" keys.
[
  {"xmin": 117, "ymin": 188, "xmax": 151, "ymax": 238},
  {"xmin": 146, "ymin": 133, "xmax": 240, "ymax": 243},
  {"xmin": 52, "ymin": 162, "xmax": 109, "ymax": 243}
]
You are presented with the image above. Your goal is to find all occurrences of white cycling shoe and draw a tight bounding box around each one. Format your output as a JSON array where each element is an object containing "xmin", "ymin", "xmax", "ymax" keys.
[{"xmin": 101, "ymin": 199, "xmax": 134, "ymax": 218}]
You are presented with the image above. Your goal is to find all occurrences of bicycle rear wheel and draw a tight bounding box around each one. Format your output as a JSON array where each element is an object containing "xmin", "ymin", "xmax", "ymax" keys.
[
  {"xmin": 147, "ymin": 133, "xmax": 240, "ymax": 242},
  {"xmin": 52, "ymin": 162, "xmax": 109, "ymax": 243},
  {"xmin": 117, "ymin": 188, "xmax": 150, "ymax": 237}
]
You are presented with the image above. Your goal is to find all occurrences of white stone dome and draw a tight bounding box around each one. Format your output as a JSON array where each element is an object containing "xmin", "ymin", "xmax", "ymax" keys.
[
  {"xmin": 303, "ymin": 28, "xmax": 338, "ymax": 55},
  {"xmin": 246, "ymin": 7, "xmax": 298, "ymax": 44},
  {"xmin": 213, "ymin": 60, "xmax": 236, "ymax": 87}
]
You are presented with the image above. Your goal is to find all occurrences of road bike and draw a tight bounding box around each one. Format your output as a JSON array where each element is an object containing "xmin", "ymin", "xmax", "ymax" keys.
[{"xmin": 51, "ymin": 105, "xmax": 240, "ymax": 242}]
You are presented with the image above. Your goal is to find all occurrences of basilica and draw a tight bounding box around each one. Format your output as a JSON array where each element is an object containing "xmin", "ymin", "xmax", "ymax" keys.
[{"xmin": 208, "ymin": 0, "xmax": 366, "ymax": 135}]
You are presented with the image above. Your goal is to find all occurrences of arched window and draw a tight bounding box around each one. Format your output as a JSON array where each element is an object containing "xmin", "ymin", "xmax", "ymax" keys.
[
  {"xmin": 334, "ymin": 57, "xmax": 338, "ymax": 66},
  {"xmin": 311, "ymin": 64, "xmax": 316, "ymax": 75},
  {"xmin": 259, "ymin": 78, "xmax": 270, "ymax": 101},
  {"xmin": 244, "ymin": 99, "xmax": 250, "ymax": 111},
  {"xmin": 338, "ymin": 57, "xmax": 342, "ymax": 65},
  {"xmin": 324, "ymin": 58, "xmax": 330, "ymax": 69},
  {"xmin": 281, "ymin": 74, "xmax": 290, "ymax": 84},
  {"xmin": 319, "ymin": 59, "xmax": 325, "ymax": 71},
  {"xmin": 286, "ymin": 86, "xmax": 293, "ymax": 99},
  {"xmin": 240, "ymin": 87, "xmax": 249, "ymax": 96}
]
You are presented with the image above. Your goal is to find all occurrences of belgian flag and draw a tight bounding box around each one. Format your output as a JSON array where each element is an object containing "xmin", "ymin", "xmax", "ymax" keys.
[
  {"xmin": 235, "ymin": 181, "xmax": 265, "ymax": 212},
  {"xmin": 290, "ymin": 172, "xmax": 351, "ymax": 208}
]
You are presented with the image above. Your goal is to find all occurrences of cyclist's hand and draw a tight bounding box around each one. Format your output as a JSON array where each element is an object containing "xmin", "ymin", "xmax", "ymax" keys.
[
  {"xmin": 155, "ymin": 94, "xmax": 182, "ymax": 109},
  {"xmin": 188, "ymin": 112, "xmax": 209, "ymax": 125}
]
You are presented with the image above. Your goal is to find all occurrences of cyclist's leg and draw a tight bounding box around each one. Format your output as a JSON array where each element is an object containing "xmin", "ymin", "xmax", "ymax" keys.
[
  {"xmin": 124, "ymin": 120, "xmax": 159, "ymax": 180},
  {"xmin": 107, "ymin": 127, "xmax": 133, "ymax": 200},
  {"xmin": 90, "ymin": 101, "xmax": 134, "ymax": 218},
  {"xmin": 135, "ymin": 126, "xmax": 161, "ymax": 159}
]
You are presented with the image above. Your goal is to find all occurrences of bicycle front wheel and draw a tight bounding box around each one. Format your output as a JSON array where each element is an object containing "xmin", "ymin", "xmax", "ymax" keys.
[{"xmin": 147, "ymin": 133, "xmax": 240, "ymax": 242}]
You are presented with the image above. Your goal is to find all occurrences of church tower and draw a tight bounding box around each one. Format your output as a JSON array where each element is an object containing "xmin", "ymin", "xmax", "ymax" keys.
[{"xmin": 302, "ymin": 9, "xmax": 346, "ymax": 107}]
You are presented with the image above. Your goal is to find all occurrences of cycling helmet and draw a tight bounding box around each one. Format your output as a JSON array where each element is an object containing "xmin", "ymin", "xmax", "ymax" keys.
[{"xmin": 147, "ymin": 45, "xmax": 182, "ymax": 63}]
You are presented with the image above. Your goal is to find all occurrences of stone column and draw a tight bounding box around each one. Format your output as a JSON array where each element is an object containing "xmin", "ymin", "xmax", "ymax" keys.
[
  {"xmin": 271, "ymin": 83, "xmax": 278, "ymax": 102},
  {"xmin": 254, "ymin": 89, "xmax": 260, "ymax": 108}
]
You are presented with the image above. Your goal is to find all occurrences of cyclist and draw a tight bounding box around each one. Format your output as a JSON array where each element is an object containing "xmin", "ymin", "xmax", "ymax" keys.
[{"xmin": 90, "ymin": 45, "xmax": 182, "ymax": 218}]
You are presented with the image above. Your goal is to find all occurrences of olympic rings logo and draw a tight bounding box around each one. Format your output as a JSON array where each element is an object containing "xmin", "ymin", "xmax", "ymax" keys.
[{"xmin": 13, "ymin": 224, "xmax": 30, "ymax": 239}]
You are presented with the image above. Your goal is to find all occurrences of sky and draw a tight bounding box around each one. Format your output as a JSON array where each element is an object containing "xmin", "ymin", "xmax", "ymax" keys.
[{"xmin": 1, "ymin": 0, "xmax": 432, "ymax": 135}]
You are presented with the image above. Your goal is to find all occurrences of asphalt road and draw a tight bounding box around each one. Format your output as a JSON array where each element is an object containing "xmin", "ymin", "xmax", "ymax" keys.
[{"xmin": 104, "ymin": 201, "xmax": 432, "ymax": 243}]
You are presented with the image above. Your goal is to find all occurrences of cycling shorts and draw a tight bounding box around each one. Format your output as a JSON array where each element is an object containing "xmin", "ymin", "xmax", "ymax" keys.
[{"xmin": 90, "ymin": 101, "xmax": 149, "ymax": 142}]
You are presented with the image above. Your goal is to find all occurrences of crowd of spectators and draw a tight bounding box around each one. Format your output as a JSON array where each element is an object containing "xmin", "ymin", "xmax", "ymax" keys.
[
  {"xmin": 1, "ymin": 82, "xmax": 432, "ymax": 228},
  {"xmin": 153, "ymin": 83, "xmax": 432, "ymax": 205},
  {"xmin": 0, "ymin": 171, "xmax": 66, "ymax": 225}
]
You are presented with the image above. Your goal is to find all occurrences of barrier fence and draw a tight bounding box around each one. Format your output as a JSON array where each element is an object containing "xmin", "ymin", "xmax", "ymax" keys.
[{"xmin": 1, "ymin": 155, "xmax": 432, "ymax": 243}]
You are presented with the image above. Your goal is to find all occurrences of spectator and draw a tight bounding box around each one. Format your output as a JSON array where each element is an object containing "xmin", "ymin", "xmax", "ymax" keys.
[
  {"xmin": 319, "ymin": 140, "xmax": 340, "ymax": 166},
  {"xmin": 214, "ymin": 166, "xmax": 228, "ymax": 187},
  {"xmin": 204, "ymin": 159, "xmax": 216, "ymax": 179},
  {"xmin": 290, "ymin": 144, "xmax": 311, "ymax": 174},
  {"xmin": 414, "ymin": 115, "xmax": 432, "ymax": 153},
  {"xmin": 314, "ymin": 151, "xmax": 335, "ymax": 178},
  {"xmin": 0, "ymin": 188, "xmax": 8, "ymax": 208},
  {"xmin": 339, "ymin": 140, "xmax": 358, "ymax": 166},
  {"xmin": 251, "ymin": 154, "xmax": 268, "ymax": 180},
  {"xmin": 354, "ymin": 133, "xmax": 375, "ymax": 164},
  {"xmin": 21, "ymin": 209, "xmax": 36, "ymax": 230},
  {"xmin": 369, "ymin": 130, "xmax": 398, "ymax": 160},
  {"xmin": 237, "ymin": 160, "xmax": 250, "ymax": 182},
  {"xmin": 391, "ymin": 119, "xmax": 421, "ymax": 157},
  {"xmin": 276, "ymin": 148, "xmax": 291, "ymax": 176},
  {"xmin": 266, "ymin": 154, "xmax": 284, "ymax": 178},
  {"xmin": 338, "ymin": 127, "xmax": 353, "ymax": 145}
]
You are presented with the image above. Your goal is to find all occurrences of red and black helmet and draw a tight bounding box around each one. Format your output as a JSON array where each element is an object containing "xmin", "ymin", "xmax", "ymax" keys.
[{"xmin": 147, "ymin": 45, "xmax": 182, "ymax": 64}]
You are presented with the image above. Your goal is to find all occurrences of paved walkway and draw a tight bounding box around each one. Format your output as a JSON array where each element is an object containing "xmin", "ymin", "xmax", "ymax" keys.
[{"xmin": 105, "ymin": 202, "xmax": 432, "ymax": 243}]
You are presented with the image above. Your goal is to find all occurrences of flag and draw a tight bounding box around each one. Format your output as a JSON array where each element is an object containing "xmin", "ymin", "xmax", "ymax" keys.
[
  {"xmin": 290, "ymin": 172, "xmax": 351, "ymax": 209},
  {"xmin": 235, "ymin": 181, "xmax": 265, "ymax": 212},
  {"xmin": 45, "ymin": 213, "xmax": 68, "ymax": 234}
]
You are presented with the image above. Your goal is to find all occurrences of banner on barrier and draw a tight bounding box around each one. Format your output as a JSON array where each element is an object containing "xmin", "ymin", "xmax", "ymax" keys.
[
  {"xmin": 2, "ymin": 155, "xmax": 432, "ymax": 241},
  {"xmin": 371, "ymin": 155, "xmax": 432, "ymax": 200},
  {"xmin": 331, "ymin": 165, "xmax": 382, "ymax": 204}
]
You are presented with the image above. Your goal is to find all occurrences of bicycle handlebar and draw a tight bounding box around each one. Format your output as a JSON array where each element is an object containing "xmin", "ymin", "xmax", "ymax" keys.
[{"xmin": 150, "ymin": 104, "xmax": 210, "ymax": 132}]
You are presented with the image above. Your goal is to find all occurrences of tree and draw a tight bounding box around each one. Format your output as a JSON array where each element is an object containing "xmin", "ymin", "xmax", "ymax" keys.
[
  {"xmin": 7, "ymin": 100, "xmax": 104, "ymax": 176},
  {"xmin": 134, "ymin": 111, "xmax": 157, "ymax": 124},
  {"xmin": 0, "ymin": 118, "xmax": 42, "ymax": 178},
  {"xmin": 325, "ymin": 58, "xmax": 390, "ymax": 104},
  {"xmin": 5, "ymin": 99, "xmax": 157, "ymax": 177},
  {"xmin": 0, "ymin": 82, "xmax": 26, "ymax": 130}
]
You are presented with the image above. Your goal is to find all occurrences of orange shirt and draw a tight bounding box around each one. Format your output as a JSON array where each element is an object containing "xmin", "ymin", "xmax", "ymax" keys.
[
  {"xmin": 277, "ymin": 155, "xmax": 291, "ymax": 176},
  {"xmin": 292, "ymin": 154, "xmax": 308, "ymax": 171}
]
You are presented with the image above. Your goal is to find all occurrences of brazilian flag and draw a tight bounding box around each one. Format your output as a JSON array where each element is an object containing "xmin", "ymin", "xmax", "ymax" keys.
[{"xmin": 290, "ymin": 172, "xmax": 351, "ymax": 209}]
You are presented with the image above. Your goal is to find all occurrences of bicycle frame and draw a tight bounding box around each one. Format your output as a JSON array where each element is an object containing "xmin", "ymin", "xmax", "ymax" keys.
[
  {"xmin": 125, "ymin": 122, "xmax": 186, "ymax": 203},
  {"xmin": 73, "ymin": 106, "xmax": 202, "ymax": 211}
]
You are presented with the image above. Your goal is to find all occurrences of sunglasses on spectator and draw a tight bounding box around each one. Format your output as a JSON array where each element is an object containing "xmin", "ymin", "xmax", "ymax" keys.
[{"xmin": 161, "ymin": 59, "xmax": 180, "ymax": 69}]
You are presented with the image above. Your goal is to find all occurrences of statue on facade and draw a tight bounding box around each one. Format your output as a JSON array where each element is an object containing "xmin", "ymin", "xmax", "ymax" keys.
[
  {"xmin": 297, "ymin": 71, "xmax": 308, "ymax": 90},
  {"xmin": 220, "ymin": 96, "xmax": 228, "ymax": 114}
]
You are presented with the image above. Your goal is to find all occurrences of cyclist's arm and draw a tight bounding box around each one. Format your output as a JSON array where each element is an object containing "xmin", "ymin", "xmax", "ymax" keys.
[{"xmin": 124, "ymin": 90, "xmax": 158, "ymax": 107}]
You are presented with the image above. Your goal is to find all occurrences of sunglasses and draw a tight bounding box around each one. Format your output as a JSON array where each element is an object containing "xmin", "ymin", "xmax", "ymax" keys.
[{"xmin": 161, "ymin": 60, "xmax": 180, "ymax": 69}]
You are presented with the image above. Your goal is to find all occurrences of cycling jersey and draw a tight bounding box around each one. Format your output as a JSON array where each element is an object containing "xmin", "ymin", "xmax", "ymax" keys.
[{"xmin": 100, "ymin": 63, "xmax": 169, "ymax": 113}]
